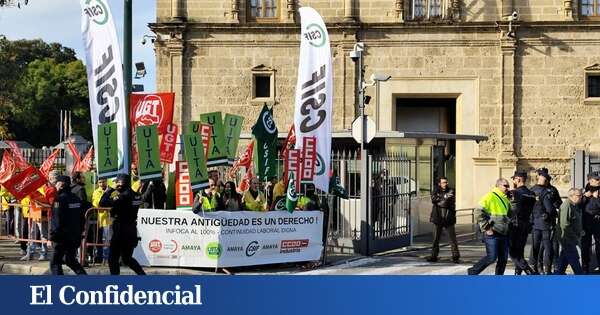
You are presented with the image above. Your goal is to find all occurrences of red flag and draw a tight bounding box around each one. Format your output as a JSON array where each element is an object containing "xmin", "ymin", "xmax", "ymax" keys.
[
  {"xmin": 159, "ymin": 123, "xmax": 178, "ymax": 163},
  {"xmin": 6, "ymin": 140, "xmax": 29, "ymax": 170},
  {"xmin": 39, "ymin": 149, "xmax": 60, "ymax": 177},
  {"xmin": 280, "ymin": 124, "xmax": 296, "ymax": 159},
  {"xmin": 238, "ymin": 164, "xmax": 254, "ymax": 192},
  {"xmin": 77, "ymin": 146, "xmax": 94, "ymax": 172},
  {"xmin": 227, "ymin": 141, "xmax": 254, "ymax": 179},
  {"xmin": 3, "ymin": 166, "xmax": 46, "ymax": 200},
  {"xmin": 66, "ymin": 141, "xmax": 81, "ymax": 174},
  {"xmin": 0, "ymin": 151, "xmax": 15, "ymax": 184}
]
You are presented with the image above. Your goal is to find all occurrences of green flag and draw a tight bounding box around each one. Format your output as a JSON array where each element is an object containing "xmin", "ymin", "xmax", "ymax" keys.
[
  {"xmin": 135, "ymin": 124, "xmax": 162, "ymax": 181},
  {"xmin": 186, "ymin": 121, "xmax": 201, "ymax": 135},
  {"xmin": 286, "ymin": 173, "xmax": 298, "ymax": 213},
  {"xmin": 252, "ymin": 105, "xmax": 278, "ymax": 181},
  {"xmin": 224, "ymin": 113, "xmax": 244, "ymax": 166},
  {"xmin": 183, "ymin": 131, "xmax": 209, "ymax": 192},
  {"xmin": 200, "ymin": 112, "xmax": 228, "ymax": 166},
  {"xmin": 97, "ymin": 122, "xmax": 119, "ymax": 179}
]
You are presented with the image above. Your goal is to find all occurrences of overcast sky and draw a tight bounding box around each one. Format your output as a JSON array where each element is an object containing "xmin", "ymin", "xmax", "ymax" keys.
[{"xmin": 0, "ymin": 0, "xmax": 157, "ymax": 91}]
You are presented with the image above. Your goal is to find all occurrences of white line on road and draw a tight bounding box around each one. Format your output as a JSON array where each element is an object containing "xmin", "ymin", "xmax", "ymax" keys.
[{"xmin": 297, "ymin": 257, "xmax": 381, "ymax": 275}]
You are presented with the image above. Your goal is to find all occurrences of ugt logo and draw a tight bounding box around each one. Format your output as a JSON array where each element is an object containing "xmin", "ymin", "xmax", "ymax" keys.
[
  {"xmin": 303, "ymin": 23, "xmax": 327, "ymax": 48},
  {"xmin": 135, "ymin": 95, "xmax": 164, "ymax": 126},
  {"xmin": 83, "ymin": 0, "xmax": 109, "ymax": 26}
]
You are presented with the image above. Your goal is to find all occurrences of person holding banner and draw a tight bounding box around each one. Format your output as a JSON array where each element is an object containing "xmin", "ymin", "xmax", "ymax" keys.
[
  {"xmin": 49, "ymin": 176, "xmax": 87, "ymax": 275},
  {"xmin": 92, "ymin": 178, "xmax": 111, "ymax": 263},
  {"xmin": 242, "ymin": 178, "xmax": 267, "ymax": 212},
  {"xmin": 192, "ymin": 178, "xmax": 224, "ymax": 213},
  {"xmin": 297, "ymin": 183, "xmax": 321, "ymax": 211},
  {"xmin": 99, "ymin": 174, "xmax": 146, "ymax": 275},
  {"xmin": 222, "ymin": 181, "xmax": 242, "ymax": 211}
]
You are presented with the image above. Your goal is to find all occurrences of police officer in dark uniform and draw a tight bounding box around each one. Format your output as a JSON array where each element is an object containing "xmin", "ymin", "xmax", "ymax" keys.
[
  {"xmin": 529, "ymin": 170, "xmax": 558, "ymax": 274},
  {"xmin": 49, "ymin": 176, "xmax": 87, "ymax": 275},
  {"xmin": 508, "ymin": 171, "xmax": 537, "ymax": 275},
  {"xmin": 99, "ymin": 174, "xmax": 146, "ymax": 275},
  {"xmin": 582, "ymin": 172, "xmax": 600, "ymax": 274},
  {"xmin": 535, "ymin": 168, "xmax": 562, "ymax": 272}
]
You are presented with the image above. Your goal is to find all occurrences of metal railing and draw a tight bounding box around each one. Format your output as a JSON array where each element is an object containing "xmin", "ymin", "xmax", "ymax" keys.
[
  {"xmin": 79, "ymin": 207, "xmax": 112, "ymax": 266},
  {"xmin": 0, "ymin": 203, "xmax": 52, "ymax": 258},
  {"xmin": 454, "ymin": 207, "xmax": 477, "ymax": 240}
]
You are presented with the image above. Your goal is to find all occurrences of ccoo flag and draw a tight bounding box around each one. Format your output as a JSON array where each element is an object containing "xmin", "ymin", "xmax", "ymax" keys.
[
  {"xmin": 293, "ymin": 7, "xmax": 333, "ymax": 193},
  {"xmin": 80, "ymin": 0, "xmax": 129, "ymax": 177}
]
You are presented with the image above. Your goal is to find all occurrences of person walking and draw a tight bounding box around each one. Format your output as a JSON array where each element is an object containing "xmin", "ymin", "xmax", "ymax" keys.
[
  {"xmin": 49, "ymin": 176, "xmax": 87, "ymax": 275},
  {"xmin": 426, "ymin": 177, "xmax": 460, "ymax": 263},
  {"xmin": 467, "ymin": 178, "xmax": 512, "ymax": 275},
  {"xmin": 582, "ymin": 180, "xmax": 600, "ymax": 274},
  {"xmin": 555, "ymin": 188, "xmax": 584, "ymax": 275},
  {"xmin": 508, "ymin": 171, "xmax": 537, "ymax": 275},
  {"xmin": 99, "ymin": 174, "xmax": 146, "ymax": 275},
  {"xmin": 530, "ymin": 170, "xmax": 559, "ymax": 274}
]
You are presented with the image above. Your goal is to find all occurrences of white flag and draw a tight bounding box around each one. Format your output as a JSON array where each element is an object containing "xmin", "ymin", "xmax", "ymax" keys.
[
  {"xmin": 294, "ymin": 7, "xmax": 333, "ymax": 193},
  {"xmin": 80, "ymin": 0, "xmax": 129, "ymax": 177}
]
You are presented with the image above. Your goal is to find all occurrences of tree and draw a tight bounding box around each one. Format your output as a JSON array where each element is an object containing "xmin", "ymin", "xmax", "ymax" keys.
[{"xmin": 0, "ymin": 37, "xmax": 89, "ymax": 146}]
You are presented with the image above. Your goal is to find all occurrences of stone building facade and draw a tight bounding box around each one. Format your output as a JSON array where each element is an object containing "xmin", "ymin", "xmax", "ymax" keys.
[{"xmin": 151, "ymin": 0, "xmax": 600, "ymax": 208}]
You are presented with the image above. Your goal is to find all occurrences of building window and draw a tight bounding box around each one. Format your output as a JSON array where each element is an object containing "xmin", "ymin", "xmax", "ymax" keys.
[
  {"xmin": 581, "ymin": 0, "xmax": 600, "ymax": 17},
  {"xmin": 248, "ymin": 0, "xmax": 279, "ymax": 20},
  {"xmin": 587, "ymin": 75, "xmax": 600, "ymax": 97},
  {"xmin": 408, "ymin": 0, "xmax": 446, "ymax": 20},
  {"xmin": 251, "ymin": 65, "xmax": 276, "ymax": 105}
]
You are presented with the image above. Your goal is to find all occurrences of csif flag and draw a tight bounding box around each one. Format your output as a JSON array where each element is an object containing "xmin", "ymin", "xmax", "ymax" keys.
[
  {"xmin": 251, "ymin": 105, "xmax": 278, "ymax": 181},
  {"xmin": 80, "ymin": 0, "xmax": 129, "ymax": 177},
  {"xmin": 286, "ymin": 172, "xmax": 298, "ymax": 213},
  {"xmin": 294, "ymin": 7, "xmax": 333, "ymax": 193}
]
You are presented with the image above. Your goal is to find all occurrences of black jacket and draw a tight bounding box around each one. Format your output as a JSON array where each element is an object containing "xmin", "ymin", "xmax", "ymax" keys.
[
  {"xmin": 71, "ymin": 183, "xmax": 88, "ymax": 203},
  {"xmin": 99, "ymin": 187, "xmax": 142, "ymax": 245},
  {"xmin": 583, "ymin": 196, "xmax": 600, "ymax": 232},
  {"xmin": 510, "ymin": 185, "xmax": 536, "ymax": 225},
  {"xmin": 49, "ymin": 190, "xmax": 85, "ymax": 246},
  {"xmin": 140, "ymin": 180, "xmax": 167, "ymax": 209},
  {"xmin": 430, "ymin": 187, "xmax": 456, "ymax": 227},
  {"xmin": 531, "ymin": 185, "xmax": 559, "ymax": 230}
]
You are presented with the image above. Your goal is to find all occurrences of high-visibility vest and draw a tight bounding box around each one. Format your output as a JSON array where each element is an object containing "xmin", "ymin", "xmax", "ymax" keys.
[
  {"xmin": 243, "ymin": 190, "xmax": 266, "ymax": 211},
  {"xmin": 200, "ymin": 193, "xmax": 220, "ymax": 212},
  {"xmin": 92, "ymin": 187, "xmax": 111, "ymax": 227},
  {"xmin": 479, "ymin": 187, "xmax": 510, "ymax": 217}
]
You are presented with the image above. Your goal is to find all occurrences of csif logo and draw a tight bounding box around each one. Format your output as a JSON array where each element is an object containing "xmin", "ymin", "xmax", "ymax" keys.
[
  {"xmin": 261, "ymin": 111, "xmax": 277, "ymax": 134},
  {"xmin": 245, "ymin": 241, "xmax": 260, "ymax": 257},
  {"xmin": 83, "ymin": 0, "xmax": 109, "ymax": 26},
  {"xmin": 205, "ymin": 242, "xmax": 222, "ymax": 259},
  {"xmin": 304, "ymin": 23, "xmax": 327, "ymax": 48}
]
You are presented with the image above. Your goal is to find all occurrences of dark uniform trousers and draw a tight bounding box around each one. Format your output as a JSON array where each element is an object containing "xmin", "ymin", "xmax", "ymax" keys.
[
  {"xmin": 108, "ymin": 223, "xmax": 146, "ymax": 275},
  {"xmin": 530, "ymin": 229, "xmax": 553, "ymax": 272},
  {"xmin": 581, "ymin": 229, "xmax": 600, "ymax": 272},
  {"xmin": 50, "ymin": 242, "xmax": 86, "ymax": 275},
  {"xmin": 431, "ymin": 224, "xmax": 459, "ymax": 259},
  {"xmin": 509, "ymin": 224, "xmax": 532, "ymax": 274}
]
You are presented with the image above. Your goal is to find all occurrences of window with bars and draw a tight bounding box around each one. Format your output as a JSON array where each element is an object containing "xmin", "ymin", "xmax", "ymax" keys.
[
  {"xmin": 248, "ymin": 0, "xmax": 279, "ymax": 20},
  {"xmin": 581, "ymin": 0, "xmax": 600, "ymax": 17},
  {"xmin": 408, "ymin": 0, "xmax": 446, "ymax": 20}
]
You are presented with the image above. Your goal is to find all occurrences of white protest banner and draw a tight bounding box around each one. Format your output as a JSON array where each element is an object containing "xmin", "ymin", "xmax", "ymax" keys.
[
  {"xmin": 80, "ymin": 0, "xmax": 129, "ymax": 177},
  {"xmin": 294, "ymin": 7, "xmax": 333, "ymax": 193},
  {"xmin": 133, "ymin": 209, "xmax": 324, "ymax": 268}
]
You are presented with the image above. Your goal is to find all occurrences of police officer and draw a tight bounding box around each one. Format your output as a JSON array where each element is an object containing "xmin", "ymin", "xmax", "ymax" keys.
[
  {"xmin": 582, "ymin": 173, "xmax": 600, "ymax": 274},
  {"xmin": 535, "ymin": 168, "xmax": 562, "ymax": 272},
  {"xmin": 529, "ymin": 170, "xmax": 558, "ymax": 274},
  {"xmin": 508, "ymin": 171, "xmax": 537, "ymax": 275},
  {"xmin": 100, "ymin": 174, "xmax": 146, "ymax": 275},
  {"xmin": 49, "ymin": 176, "xmax": 87, "ymax": 275}
]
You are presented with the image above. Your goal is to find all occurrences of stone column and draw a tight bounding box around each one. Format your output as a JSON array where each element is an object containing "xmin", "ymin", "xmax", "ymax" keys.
[
  {"xmin": 231, "ymin": 0, "xmax": 240, "ymax": 21},
  {"xmin": 166, "ymin": 36, "xmax": 185, "ymax": 128},
  {"xmin": 563, "ymin": 1, "xmax": 575, "ymax": 20},
  {"xmin": 395, "ymin": 0, "xmax": 404, "ymax": 22},
  {"xmin": 498, "ymin": 35, "xmax": 518, "ymax": 173},
  {"xmin": 344, "ymin": 0, "xmax": 356, "ymax": 22},
  {"xmin": 171, "ymin": 0, "xmax": 183, "ymax": 21},
  {"xmin": 283, "ymin": 0, "xmax": 296, "ymax": 22}
]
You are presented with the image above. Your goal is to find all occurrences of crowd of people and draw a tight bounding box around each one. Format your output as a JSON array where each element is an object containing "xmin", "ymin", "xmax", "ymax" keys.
[{"xmin": 427, "ymin": 168, "xmax": 599, "ymax": 275}]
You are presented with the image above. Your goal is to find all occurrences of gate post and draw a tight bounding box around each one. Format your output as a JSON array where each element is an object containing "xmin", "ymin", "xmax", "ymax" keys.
[{"xmin": 359, "ymin": 152, "xmax": 371, "ymax": 256}]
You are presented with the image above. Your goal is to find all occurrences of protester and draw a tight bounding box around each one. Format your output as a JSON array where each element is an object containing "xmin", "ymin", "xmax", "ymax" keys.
[
  {"xmin": 131, "ymin": 163, "xmax": 141, "ymax": 193},
  {"xmin": 17, "ymin": 195, "xmax": 30, "ymax": 257},
  {"xmin": 582, "ymin": 174, "xmax": 600, "ymax": 274},
  {"xmin": 222, "ymin": 181, "xmax": 242, "ymax": 211},
  {"xmin": 99, "ymin": 174, "xmax": 145, "ymax": 275},
  {"xmin": 297, "ymin": 183, "xmax": 320, "ymax": 211},
  {"xmin": 265, "ymin": 176, "xmax": 278, "ymax": 210},
  {"xmin": 555, "ymin": 188, "xmax": 584, "ymax": 275},
  {"xmin": 208, "ymin": 170, "xmax": 223, "ymax": 193},
  {"xmin": 140, "ymin": 179, "xmax": 167, "ymax": 209},
  {"xmin": 192, "ymin": 178, "xmax": 223, "ymax": 213},
  {"xmin": 467, "ymin": 178, "xmax": 511, "ymax": 275},
  {"xmin": 242, "ymin": 177, "xmax": 267, "ymax": 211},
  {"xmin": 70, "ymin": 171, "xmax": 88, "ymax": 203},
  {"xmin": 508, "ymin": 171, "xmax": 537, "ymax": 275},
  {"xmin": 529, "ymin": 170, "xmax": 558, "ymax": 274},
  {"xmin": 49, "ymin": 176, "xmax": 87, "ymax": 275},
  {"xmin": 271, "ymin": 177, "xmax": 286, "ymax": 210},
  {"xmin": 22, "ymin": 170, "xmax": 58, "ymax": 261},
  {"xmin": 91, "ymin": 178, "xmax": 110, "ymax": 263},
  {"xmin": 426, "ymin": 177, "xmax": 459, "ymax": 264}
]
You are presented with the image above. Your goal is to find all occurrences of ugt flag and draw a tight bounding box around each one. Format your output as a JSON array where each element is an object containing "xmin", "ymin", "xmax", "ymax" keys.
[
  {"xmin": 294, "ymin": 7, "xmax": 333, "ymax": 192},
  {"xmin": 80, "ymin": 0, "xmax": 129, "ymax": 177}
]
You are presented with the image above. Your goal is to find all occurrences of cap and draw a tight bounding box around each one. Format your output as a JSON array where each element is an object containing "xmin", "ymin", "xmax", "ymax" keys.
[
  {"xmin": 539, "ymin": 172, "xmax": 552, "ymax": 181},
  {"xmin": 590, "ymin": 172, "xmax": 600, "ymax": 181},
  {"xmin": 511, "ymin": 171, "xmax": 527, "ymax": 180},
  {"xmin": 56, "ymin": 176, "xmax": 71, "ymax": 187},
  {"xmin": 536, "ymin": 167, "xmax": 549, "ymax": 175},
  {"xmin": 115, "ymin": 173, "xmax": 131, "ymax": 185}
]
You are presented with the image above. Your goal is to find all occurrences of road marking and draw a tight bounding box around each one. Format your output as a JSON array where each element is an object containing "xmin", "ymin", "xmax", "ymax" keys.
[
  {"xmin": 421, "ymin": 265, "xmax": 468, "ymax": 275},
  {"xmin": 297, "ymin": 257, "xmax": 381, "ymax": 275}
]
